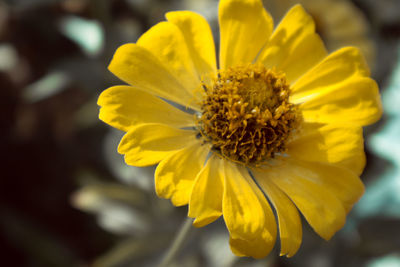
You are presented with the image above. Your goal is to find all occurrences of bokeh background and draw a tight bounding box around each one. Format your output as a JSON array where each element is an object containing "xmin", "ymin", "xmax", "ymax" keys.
[{"xmin": 1, "ymin": 0, "xmax": 400, "ymax": 266}]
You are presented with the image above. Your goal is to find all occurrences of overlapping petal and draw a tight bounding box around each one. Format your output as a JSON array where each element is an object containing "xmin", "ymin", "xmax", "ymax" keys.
[
  {"xmin": 291, "ymin": 46, "xmax": 370, "ymax": 97},
  {"xmin": 223, "ymin": 161, "xmax": 276, "ymax": 258},
  {"xmin": 136, "ymin": 21, "xmax": 201, "ymax": 102},
  {"xmin": 257, "ymin": 5, "xmax": 327, "ymax": 84},
  {"xmin": 108, "ymin": 44, "xmax": 199, "ymax": 110},
  {"xmin": 118, "ymin": 123, "xmax": 197, "ymax": 167},
  {"xmin": 289, "ymin": 47, "xmax": 381, "ymax": 126},
  {"xmin": 251, "ymin": 168, "xmax": 302, "ymax": 257},
  {"xmin": 219, "ymin": 0, "xmax": 273, "ymax": 69},
  {"xmin": 188, "ymin": 154, "xmax": 224, "ymax": 227},
  {"xmin": 288, "ymin": 123, "xmax": 366, "ymax": 175},
  {"xmin": 297, "ymin": 77, "xmax": 382, "ymax": 126},
  {"xmin": 292, "ymin": 47, "xmax": 370, "ymax": 94},
  {"xmin": 284, "ymin": 159, "xmax": 365, "ymax": 213},
  {"xmin": 98, "ymin": 86, "xmax": 195, "ymax": 132},
  {"xmin": 166, "ymin": 11, "xmax": 217, "ymax": 81},
  {"xmin": 155, "ymin": 141, "xmax": 211, "ymax": 207},
  {"xmin": 262, "ymin": 159, "xmax": 348, "ymax": 240}
]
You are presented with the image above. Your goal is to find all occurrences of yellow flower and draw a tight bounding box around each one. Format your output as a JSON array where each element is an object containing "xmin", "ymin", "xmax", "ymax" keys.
[{"xmin": 98, "ymin": 0, "xmax": 382, "ymax": 259}]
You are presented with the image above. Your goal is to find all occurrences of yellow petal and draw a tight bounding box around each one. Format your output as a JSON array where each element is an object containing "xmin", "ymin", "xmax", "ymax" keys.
[
  {"xmin": 219, "ymin": 0, "xmax": 273, "ymax": 69},
  {"xmin": 266, "ymin": 159, "xmax": 347, "ymax": 240},
  {"xmin": 288, "ymin": 123, "xmax": 366, "ymax": 175},
  {"xmin": 137, "ymin": 21, "xmax": 201, "ymax": 102},
  {"xmin": 229, "ymin": 227, "xmax": 276, "ymax": 259},
  {"xmin": 166, "ymin": 11, "xmax": 217, "ymax": 81},
  {"xmin": 223, "ymin": 161, "xmax": 276, "ymax": 258},
  {"xmin": 223, "ymin": 162, "xmax": 264, "ymax": 239},
  {"xmin": 98, "ymin": 85, "xmax": 195, "ymax": 132},
  {"xmin": 282, "ymin": 159, "xmax": 365, "ymax": 213},
  {"xmin": 108, "ymin": 43, "xmax": 199, "ymax": 110},
  {"xmin": 291, "ymin": 46, "xmax": 370, "ymax": 96},
  {"xmin": 257, "ymin": 4, "xmax": 327, "ymax": 84},
  {"xmin": 188, "ymin": 154, "xmax": 224, "ymax": 227},
  {"xmin": 155, "ymin": 141, "xmax": 211, "ymax": 207},
  {"xmin": 118, "ymin": 123, "xmax": 197, "ymax": 167},
  {"xmin": 296, "ymin": 77, "xmax": 382, "ymax": 126},
  {"xmin": 252, "ymin": 168, "xmax": 302, "ymax": 257}
]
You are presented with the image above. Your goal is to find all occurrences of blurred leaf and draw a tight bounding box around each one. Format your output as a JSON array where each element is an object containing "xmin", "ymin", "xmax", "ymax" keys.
[
  {"xmin": 22, "ymin": 71, "xmax": 70, "ymax": 102},
  {"xmin": 59, "ymin": 15, "xmax": 104, "ymax": 57},
  {"xmin": 366, "ymin": 255, "xmax": 400, "ymax": 267},
  {"xmin": 0, "ymin": 44, "xmax": 18, "ymax": 71},
  {"xmin": 97, "ymin": 205, "xmax": 150, "ymax": 236},
  {"xmin": 72, "ymin": 181, "xmax": 151, "ymax": 235},
  {"xmin": 72, "ymin": 182, "xmax": 149, "ymax": 210}
]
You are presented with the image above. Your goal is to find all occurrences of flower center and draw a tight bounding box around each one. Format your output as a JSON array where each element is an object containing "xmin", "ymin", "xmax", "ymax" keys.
[{"xmin": 198, "ymin": 64, "xmax": 299, "ymax": 165}]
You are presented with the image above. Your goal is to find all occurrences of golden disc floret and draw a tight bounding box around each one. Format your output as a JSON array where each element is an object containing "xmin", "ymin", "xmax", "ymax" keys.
[{"xmin": 198, "ymin": 64, "xmax": 299, "ymax": 165}]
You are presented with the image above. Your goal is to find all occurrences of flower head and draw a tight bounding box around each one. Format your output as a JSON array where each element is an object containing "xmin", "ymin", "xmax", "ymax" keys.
[{"xmin": 98, "ymin": 0, "xmax": 382, "ymax": 258}]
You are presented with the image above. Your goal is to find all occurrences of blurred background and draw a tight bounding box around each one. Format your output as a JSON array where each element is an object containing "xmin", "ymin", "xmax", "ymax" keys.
[{"xmin": 1, "ymin": 0, "xmax": 400, "ymax": 266}]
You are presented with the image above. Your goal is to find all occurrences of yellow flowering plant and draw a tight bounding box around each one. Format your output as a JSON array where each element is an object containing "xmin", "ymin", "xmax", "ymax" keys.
[{"xmin": 98, "ymin": 0, "xmax": 382, "ymax": 259}]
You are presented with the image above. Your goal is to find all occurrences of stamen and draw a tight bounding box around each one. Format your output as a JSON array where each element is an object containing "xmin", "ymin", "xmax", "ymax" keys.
[{"xmin": 197, "ymin": 64, "xmax": 300, "ymax": 166}]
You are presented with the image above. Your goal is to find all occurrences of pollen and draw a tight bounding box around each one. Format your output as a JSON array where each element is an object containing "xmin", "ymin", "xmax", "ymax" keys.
[{"xmin": 198, "ymin": 64, "xmax": 299, "ymax": 166}]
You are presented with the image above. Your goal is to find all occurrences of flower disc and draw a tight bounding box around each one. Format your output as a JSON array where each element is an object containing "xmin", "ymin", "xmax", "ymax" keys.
[{"xmin": 199, "ymin": 64, "xmax": 299, "ymax": 165}]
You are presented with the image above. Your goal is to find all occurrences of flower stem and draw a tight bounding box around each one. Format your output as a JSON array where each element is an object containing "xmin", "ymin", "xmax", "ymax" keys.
[{"xmin": 157, "ymin": 217, "xmax": 194, "ymax": 267}]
